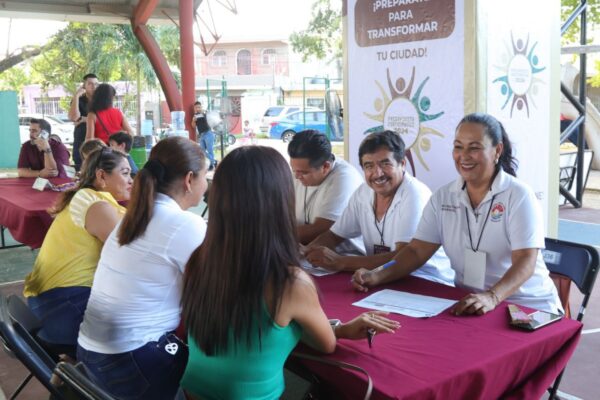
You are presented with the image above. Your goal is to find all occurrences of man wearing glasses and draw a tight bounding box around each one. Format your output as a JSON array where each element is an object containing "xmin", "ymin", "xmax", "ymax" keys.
[
  {"xmin": 17, "ymin": 118, "xmax": 70, "ymax": 178},
  {"xmin": 288, "ymin": 130, "xmax": 364, "ymax": 255},
  {"xmin": 304, "ymin": 130, "xmax": 454, "ymax": 285}
]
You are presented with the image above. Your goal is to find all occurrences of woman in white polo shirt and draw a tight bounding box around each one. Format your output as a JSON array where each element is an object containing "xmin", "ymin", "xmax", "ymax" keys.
[
  {"xmin": 77, "ymin": 136, "xmax": 208, "ymax": 400},
  {"xmin": 352, "ymin": 113, "xmax": 561, "ymax": 315}
]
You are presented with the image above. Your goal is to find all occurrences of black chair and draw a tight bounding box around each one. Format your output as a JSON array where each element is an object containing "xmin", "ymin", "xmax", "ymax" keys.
[
  {"xmin": 543, "ymin": 238, "xmax": 599, "ymax": 399},
  {"xmin": 53, "ymin": 361, "xmax": 117, "ymax": 400},
  {"xmin": 0, "ymin": 294, "xmax": 65, "ymax": 399}
]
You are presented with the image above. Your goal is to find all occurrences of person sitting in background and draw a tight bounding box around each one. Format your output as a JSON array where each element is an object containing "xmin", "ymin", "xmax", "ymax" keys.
[
  {"xmin": 78, "ymin": 137, "xmax": 208, "ymax": 400},
  {"xmin": 86, "ymin": 83, "xmax": 134, "ymax": 143},
  {"xmin": 24, "ymin": 148, "xmax": 132, "ymax": 358},
  {"xmin": 305, "ymin": 131, "xmax": 454, "ymax": 286},
  {"xmin": 18, "ymin": 118, "xmax": 70, "ymax": 178},
  {"xmin": 180, "ymin": 146, "xmax": 399, "ymax": 400},
  {"xmin": 352, "ymin": 113, "xmax": 562, "ymax": 315},
  {"xmin": 109, "ymin": 131, "xmax": 139, "ymax": 176},
  {"xmin": 288, "ymin": 130, "xmax": 364, "ymax": 255},
  {"xmin": 79, "ymin": 139, "xmax": 107, "ymax": 162}
]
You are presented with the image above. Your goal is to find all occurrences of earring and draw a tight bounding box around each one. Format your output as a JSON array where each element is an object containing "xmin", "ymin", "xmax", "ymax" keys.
[
  {"xmin": 494, "ymin": 158, "xmax": 499, "ymax": 165},
  {"xmin": 185, "ymin": 189, "xmax": 191, "ymax": 194}
]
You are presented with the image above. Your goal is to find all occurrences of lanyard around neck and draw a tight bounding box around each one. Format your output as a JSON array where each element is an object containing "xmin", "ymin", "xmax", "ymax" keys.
[
  {"xmin": 373, "ymin": 195, "xmax": 392, "ymax": 246},
  {"xmin": 302, "ymin": 162, "xmax": 336, "ymax": 225},
  {"xmin": 465, "ymin": 194, "xmax": 497, "ymax": 252}
]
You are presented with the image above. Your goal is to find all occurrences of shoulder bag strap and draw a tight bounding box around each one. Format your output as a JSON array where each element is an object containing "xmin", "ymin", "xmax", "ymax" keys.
[
  {"xmin": 95, "ymin": 112, "xmax": 110, "ymax": 137},
  {"xmin": 291, "ymin": 351, "xmax": 373, "ymax": 400}
]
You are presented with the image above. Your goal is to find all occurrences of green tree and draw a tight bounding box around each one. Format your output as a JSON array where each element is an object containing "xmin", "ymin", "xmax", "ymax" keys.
[
  {"xmin": 29, "ymin": 22, "xmax": 180, "ymax": 129},
  {"xmin": 561, "ymin": 0, "xmax": 600, "ymax": 44},
  {"xmin": 289, "ymin": 0, "xmax": 342, "ymax": 62},
  {"xmin": 0, "ymin": 67, "xmax": 32, "ymax": 108}
]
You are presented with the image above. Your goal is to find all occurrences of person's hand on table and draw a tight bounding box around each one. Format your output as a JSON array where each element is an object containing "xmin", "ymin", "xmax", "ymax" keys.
[
  {"xmin": 351, "ymin": 268, "xmax": 381, "ymax": 292},
  {"xmin": 298, "ymin": 243, "xmax": 307, "ymax": 257},
  {"xmin": 336, "ymin": 311, "xmax": 400, "ymax": 340},
  {"xmin": 305, "ymin": 246, "xmax": 345, "ymax": 271},
  {"xmin": 451, "ymin": 291, "xmax": 499, "ymax": 316},
  {"xmin": 39, "ymin": 168, "xmax": 58, "ymax": 178}
]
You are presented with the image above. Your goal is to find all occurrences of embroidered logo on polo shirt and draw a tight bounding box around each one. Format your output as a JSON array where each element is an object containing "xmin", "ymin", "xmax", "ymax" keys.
[{"xmin": 490, "ymin": 202, "xmax": 505, "ymax": 222}]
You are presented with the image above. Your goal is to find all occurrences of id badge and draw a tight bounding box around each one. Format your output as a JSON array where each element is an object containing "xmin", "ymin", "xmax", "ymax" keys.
[
  {"xmin": 373, "ymin": 244, "xmax": 391, "ymax": 254},
  {"xmin": 463, "ymin": 249, "xmax": 486, "ymax": 290}
]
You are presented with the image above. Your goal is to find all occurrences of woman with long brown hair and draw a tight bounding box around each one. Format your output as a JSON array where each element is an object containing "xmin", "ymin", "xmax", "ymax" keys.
[
  {"xmin": 180, "ymin": 146, "xmax": 398, "ymax": 400},
  {"xmin": 24, "ymin": 148, "xmax": 132, "ymax": 358},
  {"xmin": 77, "ymin": 136, "xmax": 208, "ymax": 400},
  {"xmin": 86, "ymin": 83, "xmax": 134, "ymax": 143}
]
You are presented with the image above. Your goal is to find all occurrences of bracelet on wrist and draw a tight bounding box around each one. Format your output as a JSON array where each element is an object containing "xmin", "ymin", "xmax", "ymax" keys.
[{"xmin": 329, "ymin": 319, "xmax": 342, "ymax": 336}]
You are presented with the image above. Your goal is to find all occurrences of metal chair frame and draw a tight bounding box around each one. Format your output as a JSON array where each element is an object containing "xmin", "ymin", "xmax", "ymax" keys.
[
  {"xmin": 543, "ymin": 237, "xmax": 599, "ymax": 399},
  {"xmin": 0, "ymin": 294, "xmax": 64, "ymax": 399}
]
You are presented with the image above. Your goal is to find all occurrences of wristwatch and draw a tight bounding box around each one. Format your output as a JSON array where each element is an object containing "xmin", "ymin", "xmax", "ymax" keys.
[{"xmin": 43, "ymin": 148, "xmax": 52, "ymax": 154}]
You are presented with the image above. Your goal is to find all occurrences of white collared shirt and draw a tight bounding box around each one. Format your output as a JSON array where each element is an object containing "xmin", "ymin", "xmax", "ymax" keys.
[
  {"xmin": 294, "ymin": 158, "xmax": 365, "ymax": 255},
  {"xmin": 415, "ymin": 170, "xmax": 561, "ymax": 313},
  {"xmin": 331, "ymin": 173, "xmax": 455, "ymax": 286},
  {"xmin": 78, "ymin": 193, "xmax": 207, "ymax": 353}
]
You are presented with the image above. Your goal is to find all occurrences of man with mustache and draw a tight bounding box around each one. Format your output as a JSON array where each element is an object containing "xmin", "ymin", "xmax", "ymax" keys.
[
  {"xmin": 288, "ymin": 130, "xmax": 364, "ymax": 255},
  {"xmin": 305, "ymin": 130, "xmax": 454, "ymax": 285}
]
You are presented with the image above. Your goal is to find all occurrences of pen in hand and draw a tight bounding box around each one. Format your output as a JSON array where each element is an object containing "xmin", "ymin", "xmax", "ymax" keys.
[
  {"xmin": 350, "ymin": 260, "xmax": 396, "ymax": 283},
  {"xmin": 367, "ymin": 328, "xmax": 376, "ymax": 348}
]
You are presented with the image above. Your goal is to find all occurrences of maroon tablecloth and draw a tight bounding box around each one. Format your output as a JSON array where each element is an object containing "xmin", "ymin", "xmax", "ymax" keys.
[
  {"xmin": 296, "ymin": 273, "xmax": 582, "ymax": 400},
  {"xmin": 0, "ymin": 178, "xmax": 69, "ymax": 248}
]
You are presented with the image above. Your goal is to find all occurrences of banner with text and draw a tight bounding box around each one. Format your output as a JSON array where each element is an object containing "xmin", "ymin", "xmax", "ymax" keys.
[
  {"xmin": 347, "ymin": 0, "xmax": 464, "ymax": 191},
  {"xmin": 485, "ymin": 0, "xmax": 552, "ymax": 224}
]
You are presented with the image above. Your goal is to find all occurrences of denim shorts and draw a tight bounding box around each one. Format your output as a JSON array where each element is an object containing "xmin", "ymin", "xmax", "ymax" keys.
[{"xmin": 77, "ymin": 332, "xmax": 188, "ymax": 400}]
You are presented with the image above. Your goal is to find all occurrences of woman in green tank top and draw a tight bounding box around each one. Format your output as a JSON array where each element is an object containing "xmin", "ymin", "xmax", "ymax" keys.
[{"xmin": 180, "ymin": 146, "xmax": 400, "ymax": 400}]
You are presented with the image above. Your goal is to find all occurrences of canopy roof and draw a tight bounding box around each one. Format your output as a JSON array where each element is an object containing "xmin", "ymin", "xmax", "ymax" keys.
[{"xmin": 0, "ymin": 0, "xmax": 202, "ymax": 24}]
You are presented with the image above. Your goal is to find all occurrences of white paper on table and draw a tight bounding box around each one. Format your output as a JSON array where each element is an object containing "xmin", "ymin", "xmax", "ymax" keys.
[
  {"xmin": 299, "ymin": 259, "xmax": 337, "ymax": 276},
  {"xmin": 352, "ymin": 289, "xmax": 456, "ymax": 318}
]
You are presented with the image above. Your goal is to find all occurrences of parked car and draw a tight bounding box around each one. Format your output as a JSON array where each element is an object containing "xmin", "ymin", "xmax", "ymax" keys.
[
  {"xmin": 269, "ymin": 110, "xmax": 330, "ymax": 142},
  {"xmin": 259, "ymin": 105, "xmax": 311, "ymax": 134},
  {"xmin": 54, "ymin": 113, "xmax": 72, "ymax": 123},
  {"xmin": 18, "ymin": 114, "xmax": 74, "ymax": 144}
]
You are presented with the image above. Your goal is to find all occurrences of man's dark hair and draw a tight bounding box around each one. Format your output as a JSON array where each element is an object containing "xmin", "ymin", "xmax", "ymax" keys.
[
  {"xmin": 358, "ymin": 130, "xmax": 406, "ymax": 166},
  {"xmin": 83, "ymin": 73, "xmax": 97, "ymax": 81},
  {"xmin": 194, "ymin": 101, "xmax": 201, "ymax": 106},
  {"xmin": 30, "ymin": 118, "xmax": 51, "ymax": 134},
  {"xmin": 109, "ymin": 131, "xmax": 133, "ymax": 152},
  {"xmin": 287, "ymin": 130, "xmax": 333, "ymax": 168}
]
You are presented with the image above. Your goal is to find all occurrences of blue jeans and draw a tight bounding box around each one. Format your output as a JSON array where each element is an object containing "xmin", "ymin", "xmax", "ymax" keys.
[
  {"xmin": 77, "ymin": 333, "xmax": 188, "ymax": 400},
  {"xmin": 28, "ymin": 286, "xmax": 91, "ymax": 352},
  {"xmin": 198, "ymin": 131, "xmax": 215, "ymax": 166}
]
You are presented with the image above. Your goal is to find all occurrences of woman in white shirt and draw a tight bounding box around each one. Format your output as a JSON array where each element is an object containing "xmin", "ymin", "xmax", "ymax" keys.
[
  {"xmin": 77, "ymin": 136, "xmax": 208, "ymax": 400},
  {"xmin": 352, "ymin": 113, "xmax": 561, "ymax": 315}
]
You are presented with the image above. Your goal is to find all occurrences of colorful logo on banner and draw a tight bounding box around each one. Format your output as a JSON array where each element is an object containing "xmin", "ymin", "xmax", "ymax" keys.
[
  {"xmin": 363, "ymin": 67, "xmax": 445, "ymax": 174},
  {"xmin": 492, "ymin": 33, "xmax": 545, "ymax": 118},
  {"xmin": 490, "ymin": 202, "xmax": 505, "ymax": 222}
]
